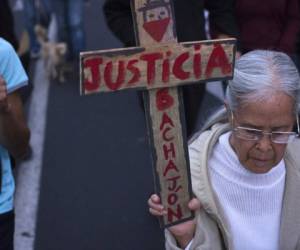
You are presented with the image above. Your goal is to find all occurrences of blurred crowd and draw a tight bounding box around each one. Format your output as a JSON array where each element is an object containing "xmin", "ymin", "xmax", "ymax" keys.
[
  {"xmin": 0, "ymin": 0, "xmax": 299, "ymax": 105},
  {"xmin": 1, "ymin": 0, "xmax": 87, "ymax": 90}
]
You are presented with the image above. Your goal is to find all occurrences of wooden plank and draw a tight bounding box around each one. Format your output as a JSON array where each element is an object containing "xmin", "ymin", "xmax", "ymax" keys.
[
  {"xmin": 80, "ymin": 39, "xmax": 235, "ymax": 95},
  {"xmin": 143, "ymin": 87, "xmax": 193, "ymax": 226},
  {"xmin": 132, "ymin": 0, "xmax": 192, "ymax": 227}
]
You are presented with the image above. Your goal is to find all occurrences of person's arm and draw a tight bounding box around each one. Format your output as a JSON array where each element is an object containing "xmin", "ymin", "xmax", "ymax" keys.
[
  {"xmin": 205, "ymin": 0, "xmax": 239, "ymax": 39},
  {"xmin": 103, "ymin": 0, "xmax": 136, "ymax": 47},
  {"xmin": 278, "ymin": 0, "xmax": 300, "ymax": 54},
  {"xmin": 205, "ymin": 0, "xmax": 241, "ymax": 57},
  {"xmin": 0, "ymin": 39, "xmax": 30, "ymax": 160},
  {"xmin": 0, "ymin": 77, "xmax": 30, "ymax": 160}
]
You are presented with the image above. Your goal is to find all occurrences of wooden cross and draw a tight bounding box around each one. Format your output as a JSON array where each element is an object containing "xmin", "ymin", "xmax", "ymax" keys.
[{"xmin": 80, "ymin": 0, "xmax": 236, "ymax": 227}]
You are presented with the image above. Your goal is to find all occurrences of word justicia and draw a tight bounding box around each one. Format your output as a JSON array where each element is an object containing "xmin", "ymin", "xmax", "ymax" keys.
[{"xmin": 82, "ymin": 43, "xmax": 232, "ymax": 93}]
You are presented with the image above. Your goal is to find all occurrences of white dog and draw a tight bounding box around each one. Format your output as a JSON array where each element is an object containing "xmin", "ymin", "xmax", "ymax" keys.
[{"xmin": 35, "ymin": 24, "xmax": 68, "ymax": 83}]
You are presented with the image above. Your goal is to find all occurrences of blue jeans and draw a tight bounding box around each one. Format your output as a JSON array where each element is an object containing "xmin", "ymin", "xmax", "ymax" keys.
[
  {"xmin": 52, "ymin": 0, "xmax": 85, "ymax": 61},
  {"xmin": 24, "ymin": 0, "xmax": 52, "ymax": 53}
]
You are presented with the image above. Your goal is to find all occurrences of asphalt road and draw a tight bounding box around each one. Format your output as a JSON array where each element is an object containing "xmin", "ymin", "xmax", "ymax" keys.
[{"xmin": 34, "ymin": 1, "xmax": 165, "ymax": 249}]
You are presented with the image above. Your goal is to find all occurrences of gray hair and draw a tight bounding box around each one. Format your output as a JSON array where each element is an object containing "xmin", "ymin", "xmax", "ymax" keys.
[
  {"xmin": 195, "ymin": 50, "xmax": 300, "ymax": 139},
  {"xmin": 227, "ymin": 50, "xmax": 300, "ymax": 112}
]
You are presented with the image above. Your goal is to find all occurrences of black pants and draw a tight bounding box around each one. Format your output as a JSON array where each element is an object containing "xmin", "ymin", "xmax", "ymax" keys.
[{"xmin": 0, "ymin": 211, "xmax": 14, "ymax": 250}]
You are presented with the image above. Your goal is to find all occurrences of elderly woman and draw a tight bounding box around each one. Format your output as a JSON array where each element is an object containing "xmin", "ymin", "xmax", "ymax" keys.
[{"xmin": 148, "ymin": 50, "xmax": 300, "ymax": 250}]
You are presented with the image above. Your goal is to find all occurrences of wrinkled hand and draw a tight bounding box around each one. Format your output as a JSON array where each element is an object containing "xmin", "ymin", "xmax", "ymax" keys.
[
  {"xmin": 148, "ymin": 194, "xmax": 201, "ymax": 248},
  {"xmin": 0, "ymin": 76, "xmax": 10, "ymax": 113}
]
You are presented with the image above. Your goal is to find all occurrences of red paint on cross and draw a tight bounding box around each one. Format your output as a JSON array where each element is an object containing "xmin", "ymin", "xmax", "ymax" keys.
[
  {"xmin": 156, "ymin": 89, "xmax": 175, "ymax": 111},
  {"xmin": 82, "ymin": 43, "xmax": 232, "ymax": 93},
  {"xmin": 104, "ymin": 61, "xmax": 126, "ymax": 90},
  {"xmin": 205, "ymin": 44, "xmax": 232, "ymax": 78},
  {"xmin": 156, "ymin": 88, "xmax": 184, "ymax": 223},
  {"xmin": 143, "ymin": 18, "xmax": 171, "ymax": 42},
  {"xmin": 84, "ymin": 58, "xmax": 102, "ymax": 91}
]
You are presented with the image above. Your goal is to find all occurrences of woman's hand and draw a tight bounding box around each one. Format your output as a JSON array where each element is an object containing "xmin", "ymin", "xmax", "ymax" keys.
[{"xmin": 148, "ymin": 194, "xmax": 201, "ymax": 248}]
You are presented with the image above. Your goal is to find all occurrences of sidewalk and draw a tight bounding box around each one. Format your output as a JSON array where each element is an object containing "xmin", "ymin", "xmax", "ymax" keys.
[{"xmin": 14, "ymin": 58, "xmax": 50, "ymax": 250}]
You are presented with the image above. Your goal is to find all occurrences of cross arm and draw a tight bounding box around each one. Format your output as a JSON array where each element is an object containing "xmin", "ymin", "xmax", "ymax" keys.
[{"xmin": 80, "ymin": 38, "xmax": 236, "ymax": 95}]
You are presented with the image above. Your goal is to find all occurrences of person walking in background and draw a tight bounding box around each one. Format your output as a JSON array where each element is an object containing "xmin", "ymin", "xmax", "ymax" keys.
[
  {"xmin": 232, "ymin": 0, "xmax": 300, "ymax": 130},
  {"xmin": 51, "ymin": 0, "xmax": 86, "ymax": 64},
  {"xmin": 210, "ymin": 0, "xmax": 300, "ymax": 96},
  {"xmin": 103, "ymin": 0, "xmax": 239, "ymax": 138},
  {"xmin": 0, "ymin": 0, "xmax": 19, "ymax": 51},
  {"xmin": 0, "ymin": 38, "xmax": 30, "ymax": 250},
  {"xmin": 0, "ymin": 0, "xmax": 34, "ymax": 103},
  {"xmin": 24, "ymin": 0, "xmax": 52, "ymax": 59},
  {"xmin": 234, "ymin": 0, "xmax": 300, "ymax": 56}
]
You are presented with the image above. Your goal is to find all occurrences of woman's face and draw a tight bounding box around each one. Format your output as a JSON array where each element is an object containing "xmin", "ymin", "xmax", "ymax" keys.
[{"xmin": 229, "ymin": 93, "xmax": 295, "ymax": 174}]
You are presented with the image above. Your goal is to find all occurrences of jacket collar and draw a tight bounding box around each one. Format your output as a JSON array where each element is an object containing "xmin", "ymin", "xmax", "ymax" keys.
[{"xmin": 192, "ymin": 123, "xmax": 232, "ymax": 248}]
